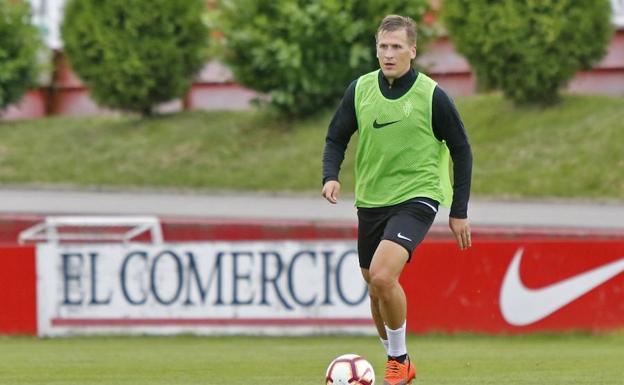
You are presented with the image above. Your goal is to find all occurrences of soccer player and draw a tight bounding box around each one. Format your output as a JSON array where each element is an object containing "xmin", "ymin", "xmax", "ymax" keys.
[{"xmin": 321, "ymin": 15, "xmax": 472, "ymax": 385}]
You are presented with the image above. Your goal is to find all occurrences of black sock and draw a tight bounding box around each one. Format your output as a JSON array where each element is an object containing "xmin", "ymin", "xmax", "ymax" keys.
[{"xmin": 388, "ymin": 354, "xmax": 408, "ymax": 364}]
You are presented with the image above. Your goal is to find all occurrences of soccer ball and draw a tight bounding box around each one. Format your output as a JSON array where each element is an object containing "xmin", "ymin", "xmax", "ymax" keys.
[{"xmin": 325, "ymin": 353, "xmax": 375, "ymax": 385}]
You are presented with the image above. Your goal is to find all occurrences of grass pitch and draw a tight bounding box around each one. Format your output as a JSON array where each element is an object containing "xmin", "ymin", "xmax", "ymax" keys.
[{"xmin": 1, "ymin": 333, "xmax": 623, "ymax": 385}]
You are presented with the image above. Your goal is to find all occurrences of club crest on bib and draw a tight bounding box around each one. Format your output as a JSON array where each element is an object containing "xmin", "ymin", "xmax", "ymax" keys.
[{"xmin": 403, "ymin": 101, "xmax": 414, "ymax": 117}]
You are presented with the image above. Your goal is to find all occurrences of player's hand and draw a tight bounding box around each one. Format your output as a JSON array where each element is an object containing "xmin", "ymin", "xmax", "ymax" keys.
[
  {"xmin": 449, "ymin": 217, "xmax": 471, "ymax": 250},
  {"xmin": 322, "ymin": 180, "xmax": 341, "ymax": 204}
]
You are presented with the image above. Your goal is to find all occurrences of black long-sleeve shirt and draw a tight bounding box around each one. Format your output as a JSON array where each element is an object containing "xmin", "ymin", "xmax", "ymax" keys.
[{"xmin": 322, "ymin": 68, "xmax": 472, "ymax": 218}]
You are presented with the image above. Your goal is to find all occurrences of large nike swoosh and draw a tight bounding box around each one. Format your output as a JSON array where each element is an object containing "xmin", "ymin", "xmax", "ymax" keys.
[
  {"xmin": 372, "ymin": 119, "xmax": 401, "ymax": 129},
  {"xmin": 499, "ymin": 248, "xmax": 624, "ymax": 326}
]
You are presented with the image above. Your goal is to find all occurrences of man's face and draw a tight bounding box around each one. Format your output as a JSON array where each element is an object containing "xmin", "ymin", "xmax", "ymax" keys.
[{"xmin": 376, "ymin": 29, "xmax": 416, "ymax": 82}]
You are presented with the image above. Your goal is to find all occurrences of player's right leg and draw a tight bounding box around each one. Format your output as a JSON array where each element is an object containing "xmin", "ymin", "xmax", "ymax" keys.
[
  {"xmin": 361, "ymin": 268, "xmax": 389, "ymax": 350},
  {"xmin": 357, "ymin": 207, "xmax": 391, "ymax": 354}
]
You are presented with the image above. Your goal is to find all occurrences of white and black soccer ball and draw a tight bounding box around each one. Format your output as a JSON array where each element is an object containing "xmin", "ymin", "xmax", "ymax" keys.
[{"xmin": 325, "ymin": 353, "xmax": 375, "ymax": 385}]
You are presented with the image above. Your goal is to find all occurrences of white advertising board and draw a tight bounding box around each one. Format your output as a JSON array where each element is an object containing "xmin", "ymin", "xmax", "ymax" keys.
[{"xmin": 36, "ymin": 241, "xmax": 374, "ymax": 336}]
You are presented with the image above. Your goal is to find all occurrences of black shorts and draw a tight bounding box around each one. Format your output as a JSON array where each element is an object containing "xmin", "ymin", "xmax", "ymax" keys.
[{"xmin": 357, "ymin": 198, "xmax": 438, "ymax": 269}]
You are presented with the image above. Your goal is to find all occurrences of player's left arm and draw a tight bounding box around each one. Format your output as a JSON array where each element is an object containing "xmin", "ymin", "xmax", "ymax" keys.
[{"xmin": 432, "ymin": 86, "xmax": 473, "ymax": 250}]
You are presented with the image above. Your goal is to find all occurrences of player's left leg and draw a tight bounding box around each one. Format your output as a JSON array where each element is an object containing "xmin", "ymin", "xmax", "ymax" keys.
[
  {"xmin": 369, "ymin": 241, "xmax": 408, "ymax": 330},
  {"xmin": 371, "ymin": 201, "xmax": 437, "ymax": 385}
]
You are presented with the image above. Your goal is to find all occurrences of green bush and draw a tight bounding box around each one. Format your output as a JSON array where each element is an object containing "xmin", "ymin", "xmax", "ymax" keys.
[
  {"xmin": 213, "ymin": 0, "xmax": 432, "ymax": 118},
  {"xmin": 61, "ymin": 0, "xmax": 209, "ymax": 115},
  {"xmin": 443, "ymin": 0, "xmax": 613, "ymax": 105},
  {"xmin": 0, "ymin": 0, "xmax": 41, "ymax": 111}
]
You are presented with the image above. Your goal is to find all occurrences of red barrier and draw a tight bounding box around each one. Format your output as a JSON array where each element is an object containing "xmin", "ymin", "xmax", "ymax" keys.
[
  {"xmin": 403, "ymin": 239, "xmax": 624, "ymax": 333},
  {"xmin": 2, "ymin": 214, "xmax": 623, "ymax": 335},
  {"xmin": 0, "ymin": 245, "xmax": 37, "ymax": 335}
]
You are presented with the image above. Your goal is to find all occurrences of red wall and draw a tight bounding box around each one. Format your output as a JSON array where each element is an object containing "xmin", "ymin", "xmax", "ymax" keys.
[
  {"xmin": 402, "ymin": 239, "xmax": 624, "ymax": 334},
  {"xmin": 2, "ymin": 218, "xmax": 623, "ymax": 336},
  {"xmin": 0, "ymin": 245, "xmax": 37, "ymax": 335},
  {"xmin": 2, "ymin": 208, "xmax": 623, "ymax": 335}
]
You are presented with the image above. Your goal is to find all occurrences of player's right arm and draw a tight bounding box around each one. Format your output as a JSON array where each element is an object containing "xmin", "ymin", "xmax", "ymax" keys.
[{"xmin": 321, "ymin": 79, "xmax": 358, "ymax": 204}]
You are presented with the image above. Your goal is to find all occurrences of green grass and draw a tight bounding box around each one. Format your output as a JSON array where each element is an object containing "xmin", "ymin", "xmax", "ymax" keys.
[
  {"xmin": 0, "ymin": 93, "xmax": 623, "ymax": 199},
  {"xmin": 0, "ymin": 110, "xmax": 344, "ymax": 193},
  {"xmin": 461, "ymin": 93, "xmax": 624, "ymax": 200},
  {"xmin": 1, "ymin": 334, "xmax": 623, "ymax": 385}
]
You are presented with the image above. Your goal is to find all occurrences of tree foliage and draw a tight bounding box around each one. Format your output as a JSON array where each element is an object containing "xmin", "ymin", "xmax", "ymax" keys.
[
  {"xmin": 443, "ymin": 0, "xmax": 613, "ymax": 105},
  {"xmin": 62, "ymin": 0, "xmax": 209, "ymax": 115},
  {"xmin": 0, "ymin": 0, "xmax": 41, "ymax": 111},
  {"xmin": 213, "ymin": 0, "xmax": 432, "ymax": 117}
]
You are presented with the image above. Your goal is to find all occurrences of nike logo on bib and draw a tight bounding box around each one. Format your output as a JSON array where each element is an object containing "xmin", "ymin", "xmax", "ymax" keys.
[
  {"xmin": 373, "ymin": 119, "xmax": 401, "ymax": 129},
  {"xmin": 499, "ymin": 248, "xmax": 624, "ymax": 326}
]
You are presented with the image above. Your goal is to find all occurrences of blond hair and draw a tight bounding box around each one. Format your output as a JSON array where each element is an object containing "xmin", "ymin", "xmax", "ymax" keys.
[{"xmin": 376, "ymin": 15, "xmax": 417, "ymax": 46}]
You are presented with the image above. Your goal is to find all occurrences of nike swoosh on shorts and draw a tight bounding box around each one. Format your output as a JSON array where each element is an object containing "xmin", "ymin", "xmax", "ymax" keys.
[{"xmin": 397, "ymin": 233, "xmax": 412, "ymax": 242}]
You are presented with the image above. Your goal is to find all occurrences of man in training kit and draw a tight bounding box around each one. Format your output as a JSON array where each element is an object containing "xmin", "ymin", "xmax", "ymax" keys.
[{"xmin": 321, "ymin": 15, "xmax": 473, "ymax": 385}]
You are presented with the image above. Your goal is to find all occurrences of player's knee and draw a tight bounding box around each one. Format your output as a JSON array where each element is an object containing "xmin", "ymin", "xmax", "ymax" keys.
[
  {"xmin": 367, "ymin": 284, "xmax": 379, "ymax": 302},
  {"xmin": 368, "ymin": 271, "xmax": 395, "ymax": 298}
]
